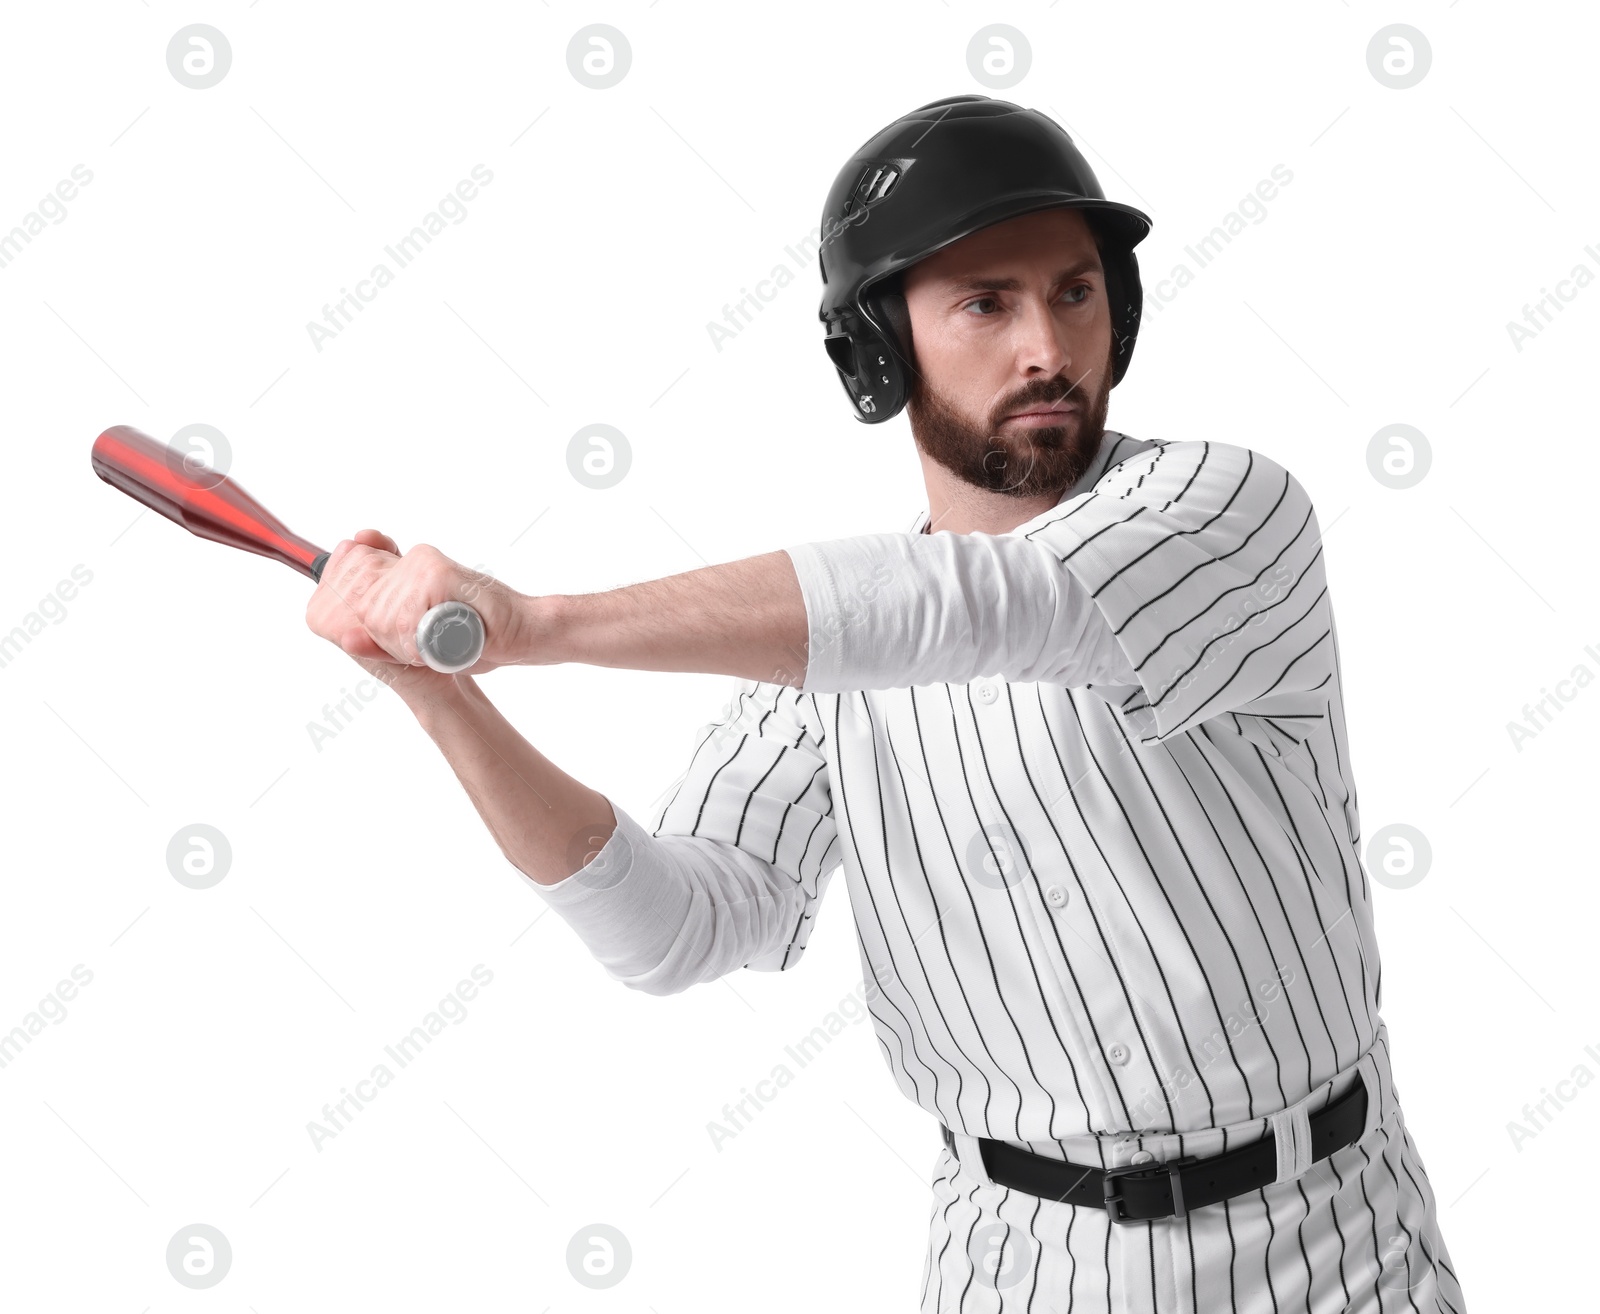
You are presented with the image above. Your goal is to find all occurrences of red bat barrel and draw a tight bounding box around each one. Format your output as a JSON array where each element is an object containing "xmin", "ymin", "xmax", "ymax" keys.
[{"xmin": 91, "ymin": 424, "xmax": 329, "ymax": 579}]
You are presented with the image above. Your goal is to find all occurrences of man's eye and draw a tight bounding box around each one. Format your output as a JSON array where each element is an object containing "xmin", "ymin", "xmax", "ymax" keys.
[{"xmin": 963, "ymin": 287, "xmax": 1089, "ymax": 316}]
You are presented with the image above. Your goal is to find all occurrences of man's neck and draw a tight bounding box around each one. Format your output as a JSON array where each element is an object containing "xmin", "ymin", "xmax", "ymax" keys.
[{"xmin": 920, "ymin": 485, "xmax": 1065, "ymax": 536}]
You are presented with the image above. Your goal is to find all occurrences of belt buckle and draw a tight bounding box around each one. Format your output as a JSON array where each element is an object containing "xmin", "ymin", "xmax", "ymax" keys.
[{"xmin": 1101, "ymin": 1154, "xmax": 1200, "ymax": 1224}]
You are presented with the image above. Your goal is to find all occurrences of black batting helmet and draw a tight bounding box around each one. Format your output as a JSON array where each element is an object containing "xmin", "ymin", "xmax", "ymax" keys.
[{"xmin": 817, "ymin": 95, "xmax": 1152, "ymax": 423}]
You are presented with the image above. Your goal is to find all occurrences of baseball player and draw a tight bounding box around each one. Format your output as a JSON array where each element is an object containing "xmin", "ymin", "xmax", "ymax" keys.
[{"xmin": 305, "ymin": 96, "xmax": 1467, "ymax": 1312}]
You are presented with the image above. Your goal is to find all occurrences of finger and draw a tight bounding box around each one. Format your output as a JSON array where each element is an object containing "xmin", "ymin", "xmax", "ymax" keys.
[
  {"xmin": 353, "ymin": 527, "xmax": 400, "ymax": 555},
  {"xmin": 324, "ymin": 537, "xmax": 359, "ymax": 578},
  {"xmin": 326, "ymin": 542, "xmax": 378, "ymax": 594},
  {"xmin": 340, "ymin": 628, "xmax": 402, "ymax": 664}
]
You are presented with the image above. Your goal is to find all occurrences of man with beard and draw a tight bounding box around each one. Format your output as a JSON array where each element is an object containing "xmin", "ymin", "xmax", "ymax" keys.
[
  {"xmin": 898, "ymin": 205, "xmax": 1119, "ymax": 518},
  {"xmin": 306, "ymin": 96, "xmax": 1466, "ymax": 1313}
]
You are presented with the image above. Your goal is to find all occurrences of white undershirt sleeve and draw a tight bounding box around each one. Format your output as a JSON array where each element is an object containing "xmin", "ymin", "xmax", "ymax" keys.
[
  {"xmin": 784, "ymin": 529, "xmax": 1138, "ymax": 694},
  {"xmin": 526, "ymin": 800, "xmax": 811, "ymax": 997},
  {"xmin": 526, "ymin": 679, "xmax": 839, "ymax": 994}
]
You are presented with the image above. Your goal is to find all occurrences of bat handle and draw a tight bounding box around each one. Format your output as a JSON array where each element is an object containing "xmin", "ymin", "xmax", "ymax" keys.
[
  {"xmin": 415, "ymin": 601, "xmax": 486, "ymax": 675},
  {"xmin": 309, "ymin": 552, "xmax": 486, "ymax": 674}
]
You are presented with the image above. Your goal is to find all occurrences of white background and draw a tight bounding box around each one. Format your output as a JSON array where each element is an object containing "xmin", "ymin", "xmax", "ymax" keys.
[{"xmin": 1, "ymin": 2, "xmax": 1593, "ymax": 1309}]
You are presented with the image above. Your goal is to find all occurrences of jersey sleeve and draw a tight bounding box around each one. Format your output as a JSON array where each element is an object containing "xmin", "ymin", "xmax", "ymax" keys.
[
  {"xmin": 526, "ymin": 678, "xmax": 839, "ymax": 994},
  {"xmin": 650, "ymin": 678, "xmax": 840, "ymax": 972},
  {"xmin": 785, "ymin": 440, "xmax": 1333, "ymax": 745},
  {"xmin": 1033, "ymin": 441, "xmax": 1333, "ymax": 743}
]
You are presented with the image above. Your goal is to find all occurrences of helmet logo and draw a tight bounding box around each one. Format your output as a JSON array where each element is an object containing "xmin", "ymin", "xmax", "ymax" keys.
[{"xmin": 858, "ymin": 394, "xmax": 877, "ymax": 414}]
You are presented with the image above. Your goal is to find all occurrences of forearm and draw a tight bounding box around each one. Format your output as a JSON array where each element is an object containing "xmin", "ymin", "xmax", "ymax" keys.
[
  {"xmin": 401, "ymin": 674, "xmax": 618, "ymax": 886},
  {"xmin": 399, "ymin": 673, "xmax": 804, "ymax": 995},
  {"xmin": 531, "ymin": 550, "xmax": 812, "ymax": 687}
]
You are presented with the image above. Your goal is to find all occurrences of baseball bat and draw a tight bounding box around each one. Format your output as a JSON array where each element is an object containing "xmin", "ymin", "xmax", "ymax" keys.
[{"xmin": 90, "ymin": 424, "xmax": 486, "ymax": 674}]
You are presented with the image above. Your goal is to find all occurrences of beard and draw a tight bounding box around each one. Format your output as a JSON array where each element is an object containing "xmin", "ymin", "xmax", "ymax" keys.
[{"xmin": 906, "ymin": 340, "xmax": 1114, "ymax": 501}]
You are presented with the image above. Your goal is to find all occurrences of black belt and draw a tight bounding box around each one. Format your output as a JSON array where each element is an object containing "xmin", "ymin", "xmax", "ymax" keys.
[{"xmin": 939, "ymin": 1074, "xmax": 1367, "ymax": 1224}]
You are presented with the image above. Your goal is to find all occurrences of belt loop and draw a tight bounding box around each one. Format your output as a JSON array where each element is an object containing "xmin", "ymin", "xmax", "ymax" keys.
[
  {"xmin": 1358, "ymin": 1048, "xmax": 1384, "ymax": 1137},
  {"xmin": 1268, "ymin": 1102, "xmax": 1314, "ymax": 1184},
  {"xmin": 950, "ymin": 1130, "xmax": 996, "ymax": 1188}
]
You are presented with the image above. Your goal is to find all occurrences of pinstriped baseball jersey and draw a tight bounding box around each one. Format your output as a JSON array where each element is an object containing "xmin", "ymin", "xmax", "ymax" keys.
[
  {"xmin": 677, "ymin": 432, "xmax": 1380, "ymax": 1140},
  {"xmin": 529, "ymin": 430, "xmax": 1466, "ymax": 1310}
]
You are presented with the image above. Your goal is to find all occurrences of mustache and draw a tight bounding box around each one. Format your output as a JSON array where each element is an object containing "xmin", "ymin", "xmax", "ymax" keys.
[{"xmin": 996, "ymin": 377, "xmax": 1087, "ymax": 420}]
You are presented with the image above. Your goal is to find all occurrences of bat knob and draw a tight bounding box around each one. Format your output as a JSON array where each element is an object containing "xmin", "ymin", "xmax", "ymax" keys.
[{"xmin": 416, "ymin": 601, "xmax": 485, "ymax": 674}]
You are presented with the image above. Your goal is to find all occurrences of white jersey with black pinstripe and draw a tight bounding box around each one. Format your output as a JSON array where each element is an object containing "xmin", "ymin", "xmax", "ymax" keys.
[{"xmin": 531, "ymin": 431, "xmax": 1467, "ymax": 1312}]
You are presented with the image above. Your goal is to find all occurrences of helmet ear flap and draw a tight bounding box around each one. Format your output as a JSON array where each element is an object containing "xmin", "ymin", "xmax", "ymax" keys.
[
  {"xmin": 1082, "ymin": 209, "xmax": 1142, "ymax": 388},
  {"xmin": 877, "ymin": 283, "xmax": 913, "ymax": 365},
  {"xmin": 840, "ymin": 278, "xmax": 916, "ymax": 423},
  {"xmin": 1099, "ymin": 249, "xmax": 1142, "ymax": 388},
  {"xmin": 822, "ymin": 277, "xmax": 917, "ymax": 424},
  {"xmin": 823, "ymin": 311, "xmax": 908, "ymax": 423}
]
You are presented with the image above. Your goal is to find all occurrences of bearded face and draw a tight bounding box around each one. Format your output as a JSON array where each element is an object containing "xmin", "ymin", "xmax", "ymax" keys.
[
  {"xmin": 905, "ymin": 332, "xmax": 1115, "ymax": 502},
  {"xmin": 895, "ymin": 208, "xmax": 1120, "ymax": 509}
]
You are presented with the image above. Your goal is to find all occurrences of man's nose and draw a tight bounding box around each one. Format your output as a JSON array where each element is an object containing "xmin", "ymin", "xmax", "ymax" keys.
[{"xmin": 1012, "ymin": 297, "xmax": 1074, "ymax": 377}]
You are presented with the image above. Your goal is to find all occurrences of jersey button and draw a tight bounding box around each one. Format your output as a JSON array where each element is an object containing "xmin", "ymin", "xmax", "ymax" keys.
[
  {"xmin": 975, "ymin": 682, "xmax": 998, "ymax": 704},
  {"xmin": 1044, "ymin": 884, "xmax": 1068, "ymax": 908},
  {"xmin": 1107, "ymin": 1043, "xmax": 1131, "ymax": 1066}
]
